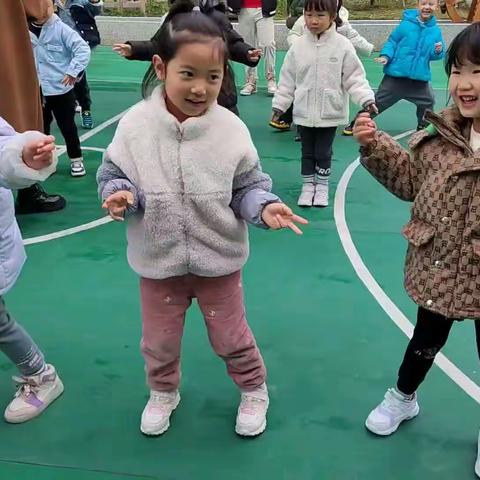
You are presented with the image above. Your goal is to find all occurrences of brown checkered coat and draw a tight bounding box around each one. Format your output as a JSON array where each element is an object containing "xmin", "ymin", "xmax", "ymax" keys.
[{"xmin": 360, "ymin": 106, "xmax": 480, "ymax": 319}]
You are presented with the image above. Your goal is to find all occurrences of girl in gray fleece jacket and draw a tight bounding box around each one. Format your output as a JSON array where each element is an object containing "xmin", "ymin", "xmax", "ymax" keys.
[{"xmin": 97, "ymin": 2, "xmax": 307, "ymax": 438}]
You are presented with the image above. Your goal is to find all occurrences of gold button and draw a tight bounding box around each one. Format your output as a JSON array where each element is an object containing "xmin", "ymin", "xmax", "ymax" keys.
[
  {"xmin": 441, "ymin": 216, "xmax": 449, "ymax": 224},
  {"xmin": 426, "ymin": 299, "xmax": 433, "ymax": 307},
  {"xmin": 434, "ymin": 260, "xmax": 442, "ymax": 267}
]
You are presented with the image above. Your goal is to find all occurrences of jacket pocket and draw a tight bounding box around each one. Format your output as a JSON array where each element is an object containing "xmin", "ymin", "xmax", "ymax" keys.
[
  {"xmin": 401, "ymin": 218, "xmax": 435, "ymax": 247},
  {"xmin": 293, "ymin": 88, "xmax": 309, "ymax": 119},
  {"xmin": 46, "ymin": 43, "xmax": 64, "ymax": 63},
  {"xmin": 321, "ymin": 89, "xmax": 346, "ymax": 119}
]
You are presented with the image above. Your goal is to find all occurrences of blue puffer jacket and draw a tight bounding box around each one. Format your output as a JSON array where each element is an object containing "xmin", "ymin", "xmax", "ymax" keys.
[
  {"xmin": 0, "ymin": 118, "xmax": 57, "ymax": 296},
  {"xmin": 380, "ymin": 9, "xmax": 445, "ymax": 82}
]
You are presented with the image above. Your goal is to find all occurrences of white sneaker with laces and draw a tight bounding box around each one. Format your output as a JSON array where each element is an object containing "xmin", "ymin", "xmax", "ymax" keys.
[
  {"xmin": 313, "ymin": 182, "xmax": 329, "ymax": 207},
  {"xmin": 240, "ymin": 82, "xmax": 257, "ymax": 96},
  {"xmin": 267, "ymin": 78, "xmax": 277, "ymax": 96},
  {"xmin": 141, "ymin": 390, "xmax": 180, "ymax": 436},
  {"xmin": 4, "ymin": 364, "xmax": 64, "ymax": 423},
  {"xmin": 75, "ymin": 104, "xmax": 82, "ymax": 114},
  {"xmin": 365, "ymin": 388, "xmax": 419, "ymax": 436},
  {"xmin": 297, "ymin": 183, "xmax": 315, "ymax": 207},
  {"xmin": 235, "ymin": 383, "xmax": 269, "ymax": 437},
  {"xmin": 70, "ymin": 158, "xmax": 86, "ymax": 177}
]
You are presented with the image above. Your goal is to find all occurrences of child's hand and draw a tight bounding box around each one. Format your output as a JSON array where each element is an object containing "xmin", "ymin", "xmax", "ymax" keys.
[
  {"xmin": 434, "ymin": 42, "xmax": 443, "ymax": 54},
  {"xmin": 353, "ymin": 112, "xmax": 377, "ymax": 147},
  {"xmin": 261, "ymin": 202, "xmax": 308, "ymax": 235},
  {"xmin": 364, "ymin": 101, "xmax": 379, "ymax": 116},
  {"xmin": 102, "ymin": 190, "xmax": 134, "ymax": 221},
  {"xmin": 62, "ymin": 74, "xmax": 76, "ymax": 86},
  {"xmin": 375, "ymin": 56, "xmax": 388, "ymax": 65},
  {"xmin": 247, "ymin": 49, "xmax": 262, "ymax": 62},
  {"xmin": 22, "ymin": 136, "xmax": 56, "ymax": 170},
  {"xmin": 112, "ymin": 44, "xmax": 133, "ymax": 58}
]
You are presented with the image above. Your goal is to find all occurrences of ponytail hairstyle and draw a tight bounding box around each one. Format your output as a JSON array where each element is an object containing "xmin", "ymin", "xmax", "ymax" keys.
[
  {"xmin": 142, "ymin": 0, "xmax": 229, "ymax": 98},
  {"xmin": 303, "ymin": 0, "xmax": 343, "ymax": 29}
]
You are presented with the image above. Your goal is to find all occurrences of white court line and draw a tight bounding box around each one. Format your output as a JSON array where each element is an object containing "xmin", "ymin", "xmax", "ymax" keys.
[{"xmin": 334, "ymin": 130, "xmax": 480, "ymax": 403}]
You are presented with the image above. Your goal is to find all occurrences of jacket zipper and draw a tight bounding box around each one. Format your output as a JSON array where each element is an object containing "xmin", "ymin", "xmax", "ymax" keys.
[{"xmin": 176, "ymin": 127, "xmax": 190, "ymax": 268}]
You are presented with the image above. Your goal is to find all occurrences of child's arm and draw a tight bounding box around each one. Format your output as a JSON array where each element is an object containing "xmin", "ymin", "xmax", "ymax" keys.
[
  {"xmin": 0, "ymin": 119, "xmax": 57, "ymax": 190},
  {"xmin": 337, "ymin": 20, "xmax": 374, "ymax": 57},
  {"xmin": 342, "ymin": 45, "xmax": 376, "ymax": 110},
  {"xmin": 379, "ymin": 23, "xmax": 404, "ymax": 64},
  {"xmin": 287, "ymin": 16, "xmax": 304, "ymax": 48},
  {"xmin": 353, "ymin": 113, "xmax": 420, "ymax": 202},
  {"xmin": 430, "ymin": 30, "xmax": 445, "ymax": 61},
  {"xmin": 97, "ymin": 152, "xmax": 141, "ymax": 220},
  {"xmin": 272, "ymin": 48, "xmax": 296, "ymax": 116},
  {"xmin": 61, "ymin": 24, "xmax": 91, "ymax": 81}
]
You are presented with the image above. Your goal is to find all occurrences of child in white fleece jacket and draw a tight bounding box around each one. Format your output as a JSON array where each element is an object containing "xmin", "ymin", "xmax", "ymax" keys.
[{"xmin": 272, "ymin": 0, "xmax": 376, "ymax": 208}]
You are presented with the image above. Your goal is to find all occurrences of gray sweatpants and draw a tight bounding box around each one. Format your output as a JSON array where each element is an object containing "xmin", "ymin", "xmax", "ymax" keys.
[
  {"xmin": 374, "ymin": 75, "xmax": 435, "ymax": 125},
  {"xmin": 0, "ymin": 296, "xmax": 45, "ymax": 376}
]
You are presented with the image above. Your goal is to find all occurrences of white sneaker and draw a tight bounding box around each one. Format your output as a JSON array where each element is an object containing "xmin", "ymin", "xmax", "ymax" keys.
[
  {"xmin": 267, "ymin": 79, "xmax": 277, "ymax": 96},
  {"xmin": 4, "ymin": 364, "xmax": 64, "ymax": 424},
  {"xmin": 475, "ymin": 430, "xmax": 480, "ymax": 477},
  {"xmin": 240, "ymin": 82, "xmax": 257, "ymax": 96},
  {"xmin": 313, "ymin": 183, "xmax": 329, "ymax": 207},
  {"xmin": 297, "ymin": 183, "xmax": 315, "ymax": 207},
  {"xmin": 140, "ymin": 390, "xmax": 180, "ymax": 436},
  {"xmin": 365, "ymin": 388, "xmax": 419, "ymax": 436},
  {"xmin": 70, "ymin": 158, "xmax": 86, "ymax": 177},
  {"xmin": 235, "ymin": 383, "xmax": 269, "ymax": 437},
  {"xmin": 75, "ymin": 103, "xmax": 82, "ymax": 114}
]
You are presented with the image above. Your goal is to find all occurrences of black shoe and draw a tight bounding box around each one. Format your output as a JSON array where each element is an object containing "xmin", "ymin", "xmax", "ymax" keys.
[
  {"xmin": 15, "ymin": 184, "xmax": 66, "ymax": 214},
  {"xmin": 416, "ymin": 122, "xmax": 429, "ymax": 132}
]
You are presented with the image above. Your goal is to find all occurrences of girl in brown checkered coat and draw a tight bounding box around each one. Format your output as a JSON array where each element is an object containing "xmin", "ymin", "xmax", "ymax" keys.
[{"xmin": 353, "ymin": 22, "xmax": 480, "ymax": 476}]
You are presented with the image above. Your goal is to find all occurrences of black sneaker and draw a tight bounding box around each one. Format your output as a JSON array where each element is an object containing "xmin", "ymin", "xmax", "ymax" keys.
[
  {"xmin": 15, "ymin": 184, "xmax": 66, "ymax": 214},
  {"xmin": 342, "ymin": 121, "xmax": 354, "ymax": 136}
]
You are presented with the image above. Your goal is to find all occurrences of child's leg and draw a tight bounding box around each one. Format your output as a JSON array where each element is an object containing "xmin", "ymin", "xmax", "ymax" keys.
[
  {"xmin": 397, "ymin": 306, "xmax": 454, "ymax": 395},
  {"xmin": 42, "ymin": 97, "xmax": 54, "ymax": 136},
  {"xmin": 140, "ymin": 276, "xmax": 192, "ymax": 392},
  {"xmin": 254, "ymin": 12, "xmax": 276, "ymax": 82},
  {"xmin": 74, "ymin": 71, "xmax": 91, "ymax": 112},
  {"xmin": 0, "ymin": 296, "xmax": 45, "ymax": 376},
  {"xmin": 404, "ymin": 81, "xmax": 435, "ymax": 128},
  {"xmin": 194, "ymin": 271, "xmax": 266, "ymax": 391},
  {"xmin": 312, "ymin": 127, "xmax": 337, "ymax": 207},
  {"xmin": 373, "ymin": 75, "xmax": 403, "ymax": 117},
  {"xmin": 238, "ymin": 8, "xmax": 258, "ymax": 86},
  {"xmin": 297, "ymin": 126, "xmax": 316, "ymax": 206},
  {"xmin": 48, "ymin": 91, "xmax": 82, "ymax": 160}
]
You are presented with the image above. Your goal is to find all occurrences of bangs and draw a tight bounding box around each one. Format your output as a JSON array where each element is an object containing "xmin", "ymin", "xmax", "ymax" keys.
[
  {"xmin": 445, "ymin": 22, "xmax": 480, "ymax": 75},
  {"xmin": 304, "ymin": 0, "xmax": 336, "ymax": 14}
]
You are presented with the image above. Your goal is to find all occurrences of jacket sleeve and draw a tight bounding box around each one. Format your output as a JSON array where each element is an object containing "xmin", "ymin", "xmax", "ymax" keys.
[
  {"xmin": 341, "ymin": 45, "xmax": 375, "ymax": 108},
  {"xmin": 287, "ymin": 16, "xmax": 304, "ymax": 48},
  {"xmin": 337, "ymin": 19, "xmax": 374, "ymax": 57},
  {"xmin": 430, "ymin": 28, "xmax": 445, "ymax": 61},
  {"xmin": 126, "ymin": 40, "xmax": 156, "ymax": 61},
  {"xmin": 96, "ymin": 151, "xmax": 141, "ymax": 214},
  {"xmin": 62, "ymin": 25, "xmax": 91, "ymax": 77},
  {"xmin": 360, "ymin": 131, "xmax": 423, "ymax": 202},
  {"xmin": 212, "ymin": 11, "xmax": 258, "ymax": 67},
  {"xmin": 380, "ymin": 23, "xmax": 404, "ymax": 61},
  {"xmin": 0, "ymin": 130, "xmax": 57, "ymax": 190},
  {"xmin": 272, "ymin": 48, "xmax": 296, "ymax": 114}
]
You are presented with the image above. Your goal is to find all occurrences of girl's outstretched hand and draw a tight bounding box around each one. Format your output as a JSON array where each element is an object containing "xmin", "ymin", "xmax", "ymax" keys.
[
  {"xmin": 353, "ymin": 112, "xmax": 377, "ymax": 147},
  {"xmin": 374, "ymin": 56, "xmax": 388, "ymax": 65},
  {"xmin": 112, "ymin": 44, "xmax": 133, "ymax": 58},
  {"xmin": 261, "ymin": 203, "xmax": 308, "ymax": 235},
  {"xmin": 22, "ymin": 136, "xmax": 56, "ymax": 170},
  {"xmin": 102, "ymin": 190, "xmax": 134, "ymax": 221}
]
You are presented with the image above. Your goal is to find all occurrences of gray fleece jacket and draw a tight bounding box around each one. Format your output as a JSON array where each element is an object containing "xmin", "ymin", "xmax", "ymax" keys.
[{"xmin": 97, "ymin": 87, "xmax": 280, "ymax": 279}]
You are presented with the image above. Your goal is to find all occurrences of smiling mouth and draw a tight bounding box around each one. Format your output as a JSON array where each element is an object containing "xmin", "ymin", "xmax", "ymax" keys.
[{"xmin": 459, "ymin": 95, "xmax": 478, "ymax": 106}]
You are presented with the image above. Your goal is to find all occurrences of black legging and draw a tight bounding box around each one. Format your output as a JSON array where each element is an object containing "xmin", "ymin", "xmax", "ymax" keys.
[{"xmin": 397, "ymin": 306, "xmax": 480, "ymax": 395}]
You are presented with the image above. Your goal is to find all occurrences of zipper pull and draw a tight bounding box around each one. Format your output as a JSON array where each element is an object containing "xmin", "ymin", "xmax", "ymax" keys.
[{"xmin": 176, "ymin": 127, "xmax": 183, "ymax": 141}]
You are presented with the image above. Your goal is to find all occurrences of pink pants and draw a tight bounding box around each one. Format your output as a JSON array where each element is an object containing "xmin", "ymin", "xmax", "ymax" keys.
[{"xmin": 140, "ymin": 271, "xmax": 266, "ymax": 392}]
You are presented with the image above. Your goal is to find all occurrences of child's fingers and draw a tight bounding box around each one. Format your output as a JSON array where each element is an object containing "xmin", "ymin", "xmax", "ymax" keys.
[
  {"xmin": 291, "ymin": 214, "xmax": 308, "ymax": 225},
  {"xmin": 36, "ymin": 143, "xmax": 56, "ymax": 154}
]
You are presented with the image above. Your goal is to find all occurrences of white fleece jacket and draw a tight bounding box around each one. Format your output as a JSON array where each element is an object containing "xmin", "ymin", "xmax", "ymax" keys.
[{"xmin": 273, "ymin": 24, "xmax": 375, "ymax": 128}]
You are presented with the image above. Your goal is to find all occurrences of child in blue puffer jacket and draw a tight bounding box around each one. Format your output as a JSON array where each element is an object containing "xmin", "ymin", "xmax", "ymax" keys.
[
  {"xmin": 0, "ymin": 116, "xmax": 64, "ymax": 424},
  {"xmin": 343, "ymin": 0, "xmax": 444, "ymax": 135}
]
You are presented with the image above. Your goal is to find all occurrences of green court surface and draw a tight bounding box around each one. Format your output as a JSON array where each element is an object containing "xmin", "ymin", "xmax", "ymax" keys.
[{"xmin": 1, "ymin": 47, "xmax": 479, "ymax": 480}]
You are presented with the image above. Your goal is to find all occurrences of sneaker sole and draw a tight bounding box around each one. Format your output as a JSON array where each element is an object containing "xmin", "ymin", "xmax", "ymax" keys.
[
  {"xmin": 365, "ymin": 404, "xmax": 420, "ymax": 436},
  {"xmin": 269, "ymin": 121, "xmax": 290, "ymax": 131},
  {"xmin": 140, "ymin": 395, "xmax": 180, "ymax": 436},
  {"xmin": 81, "ymin": 125, "xmax": 94, "ymax": 130},
  {"xmin": 235, "ymin": 419, "xmax": 267, "ymax": 437},
  {"xmin": 4, "ymin": 378, "xmax": 65, "ymax": 424},
  {"xmin": 342, "ymin": 131, "xmax": 354, "ymax": 136},
  {"xmin": 71, "ymin": 171, "xmax": 86, "ymax": 177}
]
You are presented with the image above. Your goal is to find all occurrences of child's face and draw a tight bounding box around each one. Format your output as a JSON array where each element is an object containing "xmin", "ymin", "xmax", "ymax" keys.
[
  {"xmin": 304, "ymin": 9, "xmax": 334, "ymax": 36},
  {"xmin": 33, "ymin": 2, "xmax": 54, "ymax": 23},
  {"xmin": 417, "ymin": 0, "xmax": 438, "ymax": 21},
  {"xmin": 153, "ymin": 42, "xmax": 224, "ymax": 122},
  {"xmin": 449, "ymin": 60, "xmax": 480, "ymax": 121}
]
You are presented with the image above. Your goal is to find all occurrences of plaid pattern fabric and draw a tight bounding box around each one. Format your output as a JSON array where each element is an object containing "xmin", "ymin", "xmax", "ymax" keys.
[{"xmin": 360, "ymin": 106, "xmax": 480, "ymax": 319}]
